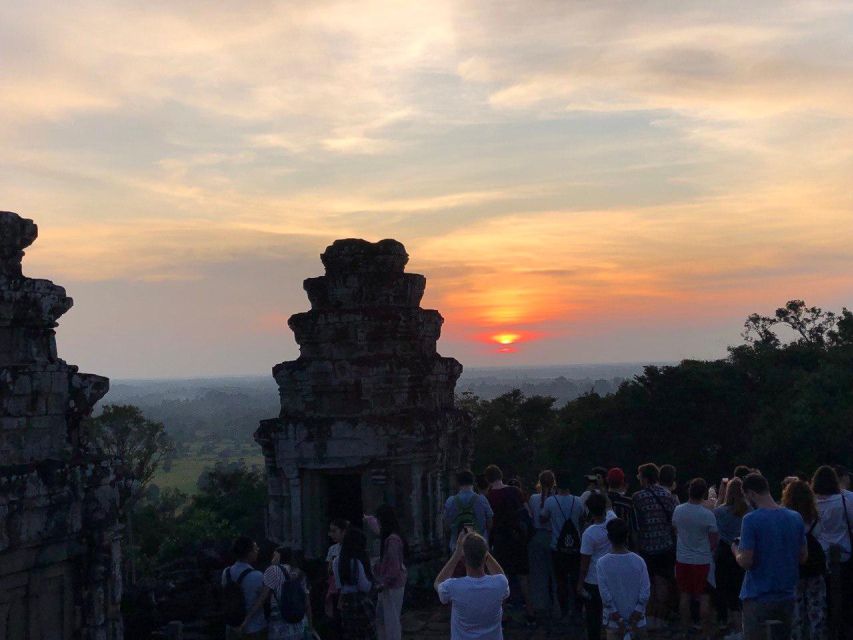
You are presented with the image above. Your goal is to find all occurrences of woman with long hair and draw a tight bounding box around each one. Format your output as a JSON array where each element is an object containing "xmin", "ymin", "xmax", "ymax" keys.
[
  {"xmin": 783, "ymin": 479, "xmax": 827, "ymax": 640},
  {"xmin": 364, "ymin": 506, "xmax": 407, "ymax": 640},
  {"xmin": 713, "ymin": 477, "xmax": 748, "ymax": 634},
  {"xmin": 811, "ymin": 466, "xmax": 853, "ymax": 639},
  {"xmin": 528, "ymin": 470, "xmax": 557, "ymax": 619},
  {"xmin": 334, "ymin": 527, "xmax": 377, "ymax": 640}
]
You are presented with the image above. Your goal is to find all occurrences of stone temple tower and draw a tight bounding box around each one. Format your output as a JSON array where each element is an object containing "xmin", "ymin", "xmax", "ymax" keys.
[
  {"xmin": 0, "ymin": 212, "xmax": 122, "ymax": 639},
  {"xmin": 256, "ymin": 239, "xmax": 472, "ymax": 559}
]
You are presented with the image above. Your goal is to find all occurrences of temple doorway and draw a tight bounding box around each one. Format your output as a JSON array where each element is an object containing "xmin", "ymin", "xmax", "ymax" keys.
[{"xmin": 326, "ymin": 473, "xmax": 363, "ymax": 526}]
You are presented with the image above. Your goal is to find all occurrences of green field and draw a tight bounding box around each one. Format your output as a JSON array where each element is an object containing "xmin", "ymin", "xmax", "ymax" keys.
[{"xmin": 154, "ymin": 452, "xmax": 265, "ymax": 495}]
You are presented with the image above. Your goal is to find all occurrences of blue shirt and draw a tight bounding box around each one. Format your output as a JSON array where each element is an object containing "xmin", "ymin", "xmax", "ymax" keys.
[
  {"xmin": 444, "ymin": 489, "xmax": 494, "ymax": 550},
  {"xmin": 221, "ymin": 562, "xmax": 267, "ymax": 632},
  {"xmin": 739, "ymin": 508, "xmax": 805, "ymax": 602}
]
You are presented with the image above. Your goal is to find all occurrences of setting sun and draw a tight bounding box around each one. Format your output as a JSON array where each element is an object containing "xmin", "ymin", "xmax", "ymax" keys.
[{"xmin": 492, "ymin": 333, "xmax": 521, "ymax": 345}]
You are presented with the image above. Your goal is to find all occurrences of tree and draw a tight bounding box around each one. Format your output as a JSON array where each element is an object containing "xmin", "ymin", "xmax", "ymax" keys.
[
  {"xmin": 464, "ymin": 300, "xmax": 853, "ymax": 493},
  {"xmin": 86, "ymin": 404, "xmax": 174, "ymax": 512},
  {"xmin": 471, "ymin": 389, "xmax": 558, "ymax": 480},
  {"xmin": 194, "ymin": 461, "xmax": 267, "ymax": 541},
  {"xmin": 742, "ymin": 299, "xmax": 839, "ymax": 348},
  {"xmin": 85, "ymin": 404, "xmax": 174, "ymax": 583}
]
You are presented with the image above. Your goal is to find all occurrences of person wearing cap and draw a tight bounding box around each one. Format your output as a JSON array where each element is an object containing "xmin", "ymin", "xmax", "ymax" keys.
[
  {"xmin": 606, "ymin": 468, "xmax": 634, "ymax": 537},
  {"xmin": 580, "ymin": 466, "xmax": 609, "ymax": 511}
]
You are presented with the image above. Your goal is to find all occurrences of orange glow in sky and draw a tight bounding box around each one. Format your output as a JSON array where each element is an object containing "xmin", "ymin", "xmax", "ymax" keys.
[{"xmin": 5, "ymin": 3, "xmax": 853, "ymax": 378}]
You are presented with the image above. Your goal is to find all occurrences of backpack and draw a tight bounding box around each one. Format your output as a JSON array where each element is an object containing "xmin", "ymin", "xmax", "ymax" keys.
[
  {"xmin": 801, "ymin": 521, "xmax": 826, "ymax": 578},
  {"xmin": 273, "ymin": 565, "xmax": 308, "ymax": 624},
  {"xmin": 222, "ymin": 566, "xmax": 253, "ymax": 627},
  {"xmin": 452, "ymin": 494, "xmax": 482, "ymax": 535},
  {"xmin": 554, "ymin": 496, "xmax": 581, "ymax": 556}
]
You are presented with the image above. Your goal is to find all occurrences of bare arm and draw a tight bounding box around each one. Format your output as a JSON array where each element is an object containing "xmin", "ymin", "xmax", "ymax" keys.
[
  {"xmin": 577, "ymin": 555, "xmax": 591, "ymax": 593},
  {"xmin": 240, "ymin": 585, "xmax": 271, "ymax": 632},
  {"xmin": 733, "ymin": 543, "xmax": 754, "ymax": 570},
  {"xmin": 484, "ymin": 552, "xmax": 504, "ymax": 576},
  {"xmin": 434, "ymin": 532, "xmax": 466, "ymax": 591},
  {"xmin": 799, "ymin": 543, "xmax": 808, "ymax": 565},
  {"xmin": 434, "ymin": 550, "xmax": 463, "ymax": 590}
]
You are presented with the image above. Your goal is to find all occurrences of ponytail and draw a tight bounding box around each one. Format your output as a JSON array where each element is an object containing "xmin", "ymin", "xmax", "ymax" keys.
[{"xmin": 539, "ymin": 470, "xmax": 556, "ymax": 508}]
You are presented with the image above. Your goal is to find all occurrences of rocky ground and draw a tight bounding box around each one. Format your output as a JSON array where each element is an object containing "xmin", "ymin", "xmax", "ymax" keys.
[
  {"xmin": 399, "ymin": 605, "xmax": 697, "ymax": 640},
  {"xmin": 401, "ymin": 605, "xmax": 584, "ymax": 639},
  {"xmin": 400, "ymin": 603, "xmax": 742, "ymax": 640}
]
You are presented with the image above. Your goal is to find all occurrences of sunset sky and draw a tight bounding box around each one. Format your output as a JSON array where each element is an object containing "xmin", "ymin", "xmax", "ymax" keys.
[{"xmin": 3, "ymin": 1, "xmax": 853, "ymax": 378}]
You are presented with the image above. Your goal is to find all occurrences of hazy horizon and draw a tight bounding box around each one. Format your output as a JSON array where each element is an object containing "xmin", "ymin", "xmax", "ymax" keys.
[
  {"xmin": 108, "ymin": 360, "xmax": 669, "ymax": 384},
  {"xmin": 5, "ymin": 2, "xmax": 853, "ymax": 378}
]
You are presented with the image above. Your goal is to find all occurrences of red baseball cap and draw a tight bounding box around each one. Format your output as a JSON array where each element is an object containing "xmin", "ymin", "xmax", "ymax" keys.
[{"xmin": 606, "ymin": 467, "xmax": 625, "ymax": 486}]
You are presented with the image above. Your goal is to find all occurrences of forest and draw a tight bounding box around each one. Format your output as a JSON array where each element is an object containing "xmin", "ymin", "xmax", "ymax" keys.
[{"xmin": 469, "ymin": 300, "xmax": 853, "ymax": 487}]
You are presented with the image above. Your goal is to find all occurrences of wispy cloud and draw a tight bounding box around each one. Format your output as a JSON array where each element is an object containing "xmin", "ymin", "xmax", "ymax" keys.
[{"xmin": 2, "ymin": 1, "xmax": 853, "ymax": 375}]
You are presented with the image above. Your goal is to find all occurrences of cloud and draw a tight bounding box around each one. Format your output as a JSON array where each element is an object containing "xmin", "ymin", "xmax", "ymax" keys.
[{"xmin": 2, "ymin": 1, "xmax": 853, "ymax": 373}]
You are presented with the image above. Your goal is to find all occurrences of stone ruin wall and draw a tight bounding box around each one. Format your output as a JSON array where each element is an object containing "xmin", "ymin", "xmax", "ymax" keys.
[
  {"xmin": 256, "ymin": 239, "xmax": 473, "ymax": 559},
  {"xmin": 0, "ymin": 211, "xmax": 122, "ymax": 639}
]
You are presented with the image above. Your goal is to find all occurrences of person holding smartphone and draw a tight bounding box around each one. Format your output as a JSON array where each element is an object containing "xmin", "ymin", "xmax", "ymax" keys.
[
  {"xmin": 435, "ymin": 530, "xmax": 509, "ymax": 640},
  {"xmin": 733, "ymin": 473, "xmax": 807, "ymax": 640}
]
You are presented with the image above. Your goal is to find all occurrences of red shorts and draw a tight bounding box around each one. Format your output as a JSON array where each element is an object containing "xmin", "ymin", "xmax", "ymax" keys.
[{"xmin": 675, "ymin": 562, "xmax": 710, "ymax": 595}]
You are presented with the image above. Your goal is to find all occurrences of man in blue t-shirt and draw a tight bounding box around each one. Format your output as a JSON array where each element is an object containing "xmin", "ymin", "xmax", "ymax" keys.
[
  {"xmin": 733, "ymin": 474, "xmax": 807, "ymax": 640},
  {"xmin": 221, "ymin": 536, "xmax": 266, "ymax": 639}
]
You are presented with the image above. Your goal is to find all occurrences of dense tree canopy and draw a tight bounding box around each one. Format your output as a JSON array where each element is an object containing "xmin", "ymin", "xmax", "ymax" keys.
[{"xmin": 467, "ymin": 301, "xmax": 853, "ymax": 491}]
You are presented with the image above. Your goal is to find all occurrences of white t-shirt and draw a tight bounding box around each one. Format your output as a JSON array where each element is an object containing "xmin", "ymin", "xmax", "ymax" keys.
[
  {"xmin": 580, "ymin": 521, "xmax": 613, "ymax": 585},
  {"xmin": 326, "ymin": 543, "xmax": 341, "ymax": 564},
  {"xmin": 672, "ymin": 502, "xmax": 718, "ymax": 565},
  {"xmin": 333, "ymin": 557, "xmax": 372, "ymax": 594},
  {"xmin": 596, "ymin": 552, "xmax": 650, "ymax": 629},
  {"xmin": 815, "ymin": 493, "xmax": 853, "ymax": 562},
  {"xmin": 436, "ymin": 574, "xmax": 509, "ymax": 640}
]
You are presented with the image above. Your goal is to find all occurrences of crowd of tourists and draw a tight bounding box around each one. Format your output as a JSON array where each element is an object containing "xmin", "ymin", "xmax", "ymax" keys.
[
  {"xmin": 219, "ymin": 462, "xmax": 852, "ymax": 640},
  {"xmin": 437, "ymin": 463, "xmax": 852, "ymax": 640}
]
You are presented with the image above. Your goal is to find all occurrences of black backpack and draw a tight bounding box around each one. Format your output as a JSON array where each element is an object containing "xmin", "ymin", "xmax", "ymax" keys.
[
  {"xmin": 801, "ymin": 521, "xmax": 826, "ymax": 578},
  {"xmin": 555, "ymin": 496, "xmax": 581, "ymax": 556},
  {"xmin": 273, "ymin": 565, "xmax": 308, "ymax": 624},
  {"xmin": 222, "ymin": 566, "xmax": 253, "ymax": 627}
]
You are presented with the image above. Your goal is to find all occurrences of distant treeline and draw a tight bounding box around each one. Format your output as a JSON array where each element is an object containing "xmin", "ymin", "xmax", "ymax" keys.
[
  {"xmin": 106, "ymin": 369, "xmax": 641, "ymax": 447},
  {"xmin": 466, "ymin": 301, "xmax": 853, "ymax": 490},
  {"xmin": 459, "ymin": 375, "xmax": 627, "ymax": 405}
]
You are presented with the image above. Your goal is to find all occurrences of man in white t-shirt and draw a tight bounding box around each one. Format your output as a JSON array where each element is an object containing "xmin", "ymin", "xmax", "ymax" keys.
[
  {"xmin": 671, "ymin": 477, "xmax": 718, "ymax": 635},
  {"xmin": 577, "ymin": 493, "xmax": 613, "ymax": 640},
  {"xmin": 435, "ymin": 530, "xmax": 509, "ymax": 640},
  {"xmin": 597, "ymin": 518, "xmax": 650, "ymax": 640}
]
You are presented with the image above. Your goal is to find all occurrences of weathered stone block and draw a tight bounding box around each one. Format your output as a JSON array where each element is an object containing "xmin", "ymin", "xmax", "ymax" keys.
[{"xmin": 0, "ymin": 211, "xmax": 121, "ymax": 639}]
